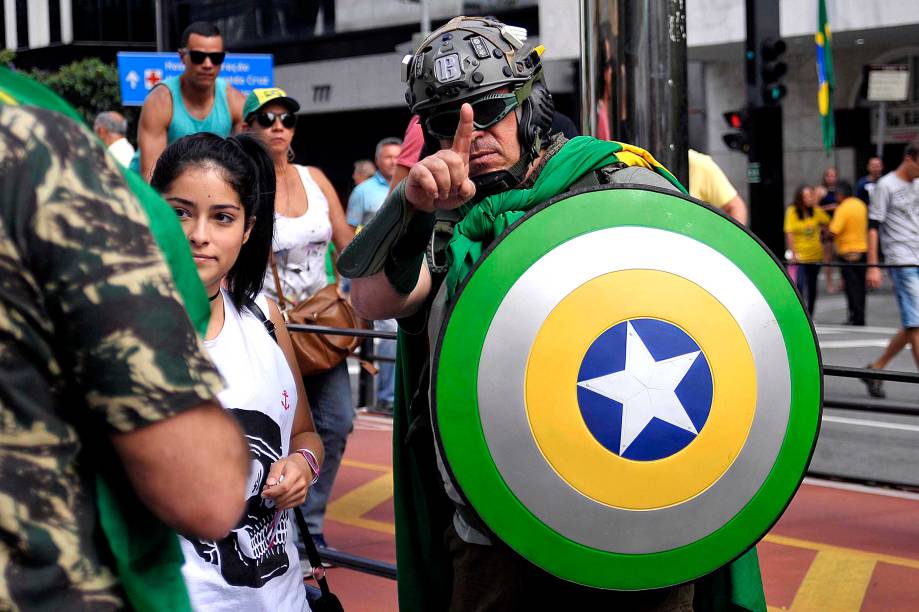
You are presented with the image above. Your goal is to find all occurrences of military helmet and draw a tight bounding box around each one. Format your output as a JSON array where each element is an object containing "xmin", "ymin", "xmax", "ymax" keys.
[
  {"xmin": 401, "ymin": 16, "xmax": 555, "ymax": 198},
  {"xmin": 403, "ymin": 16, "xmax": 542, "ymax": 114}
]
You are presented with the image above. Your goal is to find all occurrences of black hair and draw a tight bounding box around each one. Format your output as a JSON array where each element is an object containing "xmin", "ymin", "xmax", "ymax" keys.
[
  {"xmin": 905, "ymin": 138, "xmax": 919, "ymax": 160},
  {"xmin": 836, "ymin": 180, "xmax": 854, "ymax": 199},
  {"xmin": 792, "ymin": 184, "xmax": 814, "ymax": 219},
  {"xmin": 151, "ymin": 132, "xmax": 275, "ymax": 311},
  {"xmin": 180, "ymin": 21, "xmax": 221, "ymax": 48}
]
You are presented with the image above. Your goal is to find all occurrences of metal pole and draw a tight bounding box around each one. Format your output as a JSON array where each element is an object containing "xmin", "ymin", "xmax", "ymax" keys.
[
  {"xmin": 420, "ymin": 0, "xmax": 431, "ymax": 36},
  {"xmin": 876, "ymin": 101, "xmax": 887, "ymax": 159},
  {"xmin": 578, "ymin": 0, "xmax": 597, "ymax": 137},
  {"xmin": 155, "ymin": 0, "xmax": 165, "ymax": 52},
  {"xmin": 579, "ymin": 0, "xmax": 689, "ymax": 186}
]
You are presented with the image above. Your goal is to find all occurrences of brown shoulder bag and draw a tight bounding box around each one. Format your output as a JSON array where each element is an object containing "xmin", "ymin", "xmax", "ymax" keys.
[{"xmin": 270, "ymin": 255, "xmax": 370, "ymax": 377}]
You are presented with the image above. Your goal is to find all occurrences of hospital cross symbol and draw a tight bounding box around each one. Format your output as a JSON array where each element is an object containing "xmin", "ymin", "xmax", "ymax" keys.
[{"xmin": 578, "ymin": 321, "xmax": 700, "ymax": 454}]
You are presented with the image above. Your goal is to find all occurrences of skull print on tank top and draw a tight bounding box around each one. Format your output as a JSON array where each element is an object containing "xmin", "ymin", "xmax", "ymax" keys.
[{"xmin": 179, "ymin": 291, "xmax": 309, "ymax": 612}]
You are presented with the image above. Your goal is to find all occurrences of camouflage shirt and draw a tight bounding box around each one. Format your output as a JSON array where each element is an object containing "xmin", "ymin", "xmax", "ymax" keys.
[{"xmin": 0, "ymin": 105, "xmax": 223, "ymax": 610}]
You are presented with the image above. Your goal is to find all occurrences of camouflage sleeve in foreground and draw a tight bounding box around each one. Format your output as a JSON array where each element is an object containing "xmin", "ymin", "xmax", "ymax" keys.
[{"xmin": 0, "ymin": 105, "xmax": 223, "ymax": 432}]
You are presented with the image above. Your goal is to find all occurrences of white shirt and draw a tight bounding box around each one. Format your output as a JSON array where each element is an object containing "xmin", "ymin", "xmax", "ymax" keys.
[
  {"xmin": 262, "ymin": 165, "xmax": 333, "ymax": 304},
  {"xmin": 107, "ymin": 137, "xmax": 135, "ymax": 168},
  {"xmin": 180, "ymin": 292, "xmax": 309, "ymax": 612}
]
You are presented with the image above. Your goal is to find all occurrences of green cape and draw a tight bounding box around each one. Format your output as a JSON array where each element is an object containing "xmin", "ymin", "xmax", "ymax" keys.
[
  {"xmin": 393, "ymin": 136, "xmax": 766, "ymax": 611},
  {"xmin": 1, "ymin": 66, "xmax": 208, "ymax": 612}
]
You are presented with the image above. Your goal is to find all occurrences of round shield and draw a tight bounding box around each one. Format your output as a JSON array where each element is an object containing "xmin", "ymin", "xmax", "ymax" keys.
[{"xmin": 432, "ymin": 185, "xmax": 822, "ymax": 590}]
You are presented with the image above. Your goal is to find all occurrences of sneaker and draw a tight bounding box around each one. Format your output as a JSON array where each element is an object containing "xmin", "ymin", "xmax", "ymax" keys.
[
  {"xmin": 373, "ymin": 399, "xmax": 394, "ymax": 416},
  {"xmin": 861, "ymin": 364, "xmax": 886, "ymax": 399}
]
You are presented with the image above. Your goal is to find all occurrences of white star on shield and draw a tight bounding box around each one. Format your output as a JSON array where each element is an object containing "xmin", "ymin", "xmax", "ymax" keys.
[{"xmin": 577, "ymin": 321, "xmax": 701, "ymax": 455}]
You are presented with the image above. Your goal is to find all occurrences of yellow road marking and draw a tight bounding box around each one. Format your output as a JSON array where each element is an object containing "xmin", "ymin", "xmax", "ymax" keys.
[
  {"xmin": 326, "ymin": 471, "xmax": 395, "ymax": 535},
  {"xmin": 763, "ymin": 534, "xmax": 919, "ymax": 570},
  {"xmin": 342, "ymin": 459, "xmax": 391, "ymax": 472},
  {"xmin": 787, "ymin": 550, "xmax": 875, "ymax": 611}
]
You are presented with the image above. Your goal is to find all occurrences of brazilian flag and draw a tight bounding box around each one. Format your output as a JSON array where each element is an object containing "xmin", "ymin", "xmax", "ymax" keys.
[{"xmin": 816, "ymin": 0, "xmax": 835, "ymax": 152}]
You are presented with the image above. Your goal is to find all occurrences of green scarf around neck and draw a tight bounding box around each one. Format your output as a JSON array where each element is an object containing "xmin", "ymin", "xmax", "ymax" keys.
[{"xmin": 444, "ymin": 136, "xmax": 685, "ymax": 300}]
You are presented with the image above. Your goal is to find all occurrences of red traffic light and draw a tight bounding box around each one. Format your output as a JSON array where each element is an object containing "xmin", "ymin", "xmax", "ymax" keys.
[{"xmin": 723, "ymin": 110, "xmax": 745, "ymax": 130}]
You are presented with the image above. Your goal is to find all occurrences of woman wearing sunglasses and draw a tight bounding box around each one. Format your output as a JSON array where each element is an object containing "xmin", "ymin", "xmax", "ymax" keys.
[
  {"xmin": 243, "ymin": 88, "xmax": 355, "ymax": 552},
  {"xmin": 151, "ymin": 132, "xmax": 323, "ymax": 611}
]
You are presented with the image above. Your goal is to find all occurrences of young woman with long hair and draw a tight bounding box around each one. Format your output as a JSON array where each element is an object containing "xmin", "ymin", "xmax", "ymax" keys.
[
  {"xmin": 784, "ymin": 184, "xmax": 830, "ymax": 315},
  {"xmin": 152, "ymin": 132, "xmax": 323, "ymax": 611}
]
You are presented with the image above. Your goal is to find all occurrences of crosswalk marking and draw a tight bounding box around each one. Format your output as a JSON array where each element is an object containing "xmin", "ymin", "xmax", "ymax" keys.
[
  {"xmin": 764, "ymin": 534, "xmax": 919, "ymax": 570},
  {"xmin": 787, "ymin": 550, "xmax": 875, "ymax": 611},
  {"xmin": 326, "ymin": 471, "xmax": 395, "ymax": 535}
]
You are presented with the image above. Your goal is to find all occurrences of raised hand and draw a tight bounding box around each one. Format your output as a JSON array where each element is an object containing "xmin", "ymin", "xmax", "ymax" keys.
[{"xmin": 405, "ymin": 103, "xmax": 477, "ymax": 212}]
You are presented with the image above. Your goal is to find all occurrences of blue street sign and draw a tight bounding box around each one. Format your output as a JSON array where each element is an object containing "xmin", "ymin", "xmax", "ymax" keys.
[{"xmin": 116, "ymin": 52, "xmax": 273, "ymax": 106}]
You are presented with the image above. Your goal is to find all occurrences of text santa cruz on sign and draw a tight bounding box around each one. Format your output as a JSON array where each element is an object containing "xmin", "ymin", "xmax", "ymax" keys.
[{"xmin": 117, "ymin": 51, "xmax": 274, "ymax": 106}]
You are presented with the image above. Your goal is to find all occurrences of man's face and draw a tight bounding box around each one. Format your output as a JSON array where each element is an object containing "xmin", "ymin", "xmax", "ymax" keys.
[
  {"xmin": 867, "ymin": 157, "xmax": 883, "ymax": 179},
  {"xmin": 181, "ymin": 33, "xmax": 225, "ymax": 88},
  {"xmin": 905, "ymin": 154, "xmax": 919, "ymax": 180},
  {"xmin": 375, "ymin": 144, "xmax": 401, "ymax": 181},
  {"xmin": 438, "ymin": 91, "xmax": 521, "ymax": 178}
]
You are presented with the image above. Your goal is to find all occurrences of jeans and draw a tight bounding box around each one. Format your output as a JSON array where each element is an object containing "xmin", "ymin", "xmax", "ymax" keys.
[
  {"xmin": 890, "ymin": 266, "xmax": 919, "ymax": 329},
  {"xmin": 796, "ymin": 263, "xmax": 820, "ymax": 315},
  {"xmin": 374, "ymin": 319, "xmax": 397, "ymax": 403},
  {"xmin": 300, "ymin": 360, "xmax": 354, "ymax": 535}
]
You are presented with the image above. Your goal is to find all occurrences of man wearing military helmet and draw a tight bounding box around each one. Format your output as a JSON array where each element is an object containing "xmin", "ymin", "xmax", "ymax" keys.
[{"xmin": 340, "ymin": 16, "xmax": 762, "ymax": 612}]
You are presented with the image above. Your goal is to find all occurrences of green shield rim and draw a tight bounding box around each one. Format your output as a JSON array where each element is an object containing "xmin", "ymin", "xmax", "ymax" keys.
[{"xmin": 432, "ymin": 185, "xmax": 822, "ymax": 589}]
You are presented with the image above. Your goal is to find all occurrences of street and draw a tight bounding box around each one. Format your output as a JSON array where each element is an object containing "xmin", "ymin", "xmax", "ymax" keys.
[{"xmin": 811, "ymin": 277, "xmax": 919, "ymax": 488}]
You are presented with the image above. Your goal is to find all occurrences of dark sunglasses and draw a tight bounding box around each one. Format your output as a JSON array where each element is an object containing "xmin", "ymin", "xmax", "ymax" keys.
[
  {"xmin": 184, "ymin": 50, "xmax": 226, "ymax": 65},
  {"xmin": 424, "ymin": 92, "xmax": 519, "ymax": 139},
  {"xmin": 253, "ymin": 111, "xmax": 297, "ymax": 129}
]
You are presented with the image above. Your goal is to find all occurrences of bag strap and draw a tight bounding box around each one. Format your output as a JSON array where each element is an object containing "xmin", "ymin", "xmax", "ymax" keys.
[
  {"xmin": 243, "ymin": 298, "xmax": 337, "ymax": 597},
  {"xmin": 292, "ymin": 506, "xmax": 335, "ymax": 597},
  {"xmin": 269, "ymin": 253, "xmax": 289, "ymax": 311},
  {"xmin": 245, "ymin": 299, "xmax": 277, "ymax": 342}
]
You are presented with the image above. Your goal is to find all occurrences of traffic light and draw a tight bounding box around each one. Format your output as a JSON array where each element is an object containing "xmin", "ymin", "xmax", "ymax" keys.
[
  {"xmin": 760, "ymin": 37, "xmax": 787, "ymax": 105},
  {"xmin": 722, "ymin": 110, "xmax": 750, "ymax": 153}
]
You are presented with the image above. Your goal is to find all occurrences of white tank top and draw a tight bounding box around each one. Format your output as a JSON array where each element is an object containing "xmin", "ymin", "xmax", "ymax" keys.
[
  {"xmin": 263, "ymin": 165, "xmax": 333, "ymax": 303},
  {"xmin": 180, "ymin": 291, "xmax": 309, "ymax": 612}
]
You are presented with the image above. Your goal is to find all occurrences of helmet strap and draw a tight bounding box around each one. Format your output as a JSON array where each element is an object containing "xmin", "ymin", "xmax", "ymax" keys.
[{"xmin": 469, "ymin": 150, "xmax": 535, "ymax": 201}]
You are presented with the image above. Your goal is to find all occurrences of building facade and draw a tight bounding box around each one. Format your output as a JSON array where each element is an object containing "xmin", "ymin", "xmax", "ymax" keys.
[{"xmin": 5, "ymin": 0, "xmax": 919, "ymax": 202}]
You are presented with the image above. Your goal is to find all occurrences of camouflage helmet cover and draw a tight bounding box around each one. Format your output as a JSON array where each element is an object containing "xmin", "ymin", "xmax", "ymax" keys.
[{"xmin": 403, "ymin": 16, "xmax": 544, "ymax": 115}]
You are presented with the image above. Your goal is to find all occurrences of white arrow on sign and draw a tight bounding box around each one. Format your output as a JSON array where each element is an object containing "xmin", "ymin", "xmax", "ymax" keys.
[{"xmin": 126, "ymin": 70, "xmax": 139, "ymax": 90}]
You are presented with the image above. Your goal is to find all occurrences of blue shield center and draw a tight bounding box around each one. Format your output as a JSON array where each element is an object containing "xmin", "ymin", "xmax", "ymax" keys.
[{"xmin": 576, "ymin": 318, "xmax": 713, "ymax": 461}]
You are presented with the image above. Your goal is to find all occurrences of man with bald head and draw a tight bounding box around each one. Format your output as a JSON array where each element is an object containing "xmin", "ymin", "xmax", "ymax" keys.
[{"xmin": 93, "ymin": 111, "xmax": 135, "ymax": 168}]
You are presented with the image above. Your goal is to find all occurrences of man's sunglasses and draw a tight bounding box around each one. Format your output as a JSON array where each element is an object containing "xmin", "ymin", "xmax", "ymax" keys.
[
  {"xmin": 424, "ymin": 92, "xmax": 519, "ymax": 139},
  {"xmin": 253, "ymin": 112, "xmax": 297, "ymax": 129},
  {"xmin": 183, "ymin": 50, "xmax": 226, "ymax": 65}
]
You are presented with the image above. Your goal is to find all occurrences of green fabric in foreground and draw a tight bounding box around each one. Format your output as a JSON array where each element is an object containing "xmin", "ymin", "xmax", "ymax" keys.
[{"xmin": 0, "ymin": 66, "xmax": 203, "ymax": 611}]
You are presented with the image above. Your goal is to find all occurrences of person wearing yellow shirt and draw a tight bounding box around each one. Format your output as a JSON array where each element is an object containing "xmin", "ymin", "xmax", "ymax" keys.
[
  {"xmin": 827, "ymin": 181, "xmax": 868, "ymax": 325},
  {"xmin": 688, "ymin": 149, "xmax": 748, "ymax": 224},
  {"xmin": 785, "ymin": 184, "xmax": 830, "ymax": 315}
]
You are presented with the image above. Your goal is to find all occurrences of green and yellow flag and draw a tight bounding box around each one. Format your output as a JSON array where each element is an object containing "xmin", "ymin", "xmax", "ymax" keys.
[{"xmin": 816, "ymin": 0, "xmax": 835, "ymax": 151}]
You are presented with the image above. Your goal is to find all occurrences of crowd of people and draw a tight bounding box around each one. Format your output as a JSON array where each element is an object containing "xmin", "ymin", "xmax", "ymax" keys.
[
  {"xmin": 782, "ymin": 151, "xmax": 919, "ymax": 399},
  {"xmin": 3, "ymin": 10, "xmax": 919, "ymax": 612},
  {"xmin": 783, "ymin": 161, "xmax": 881, "ymax": 324}
]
